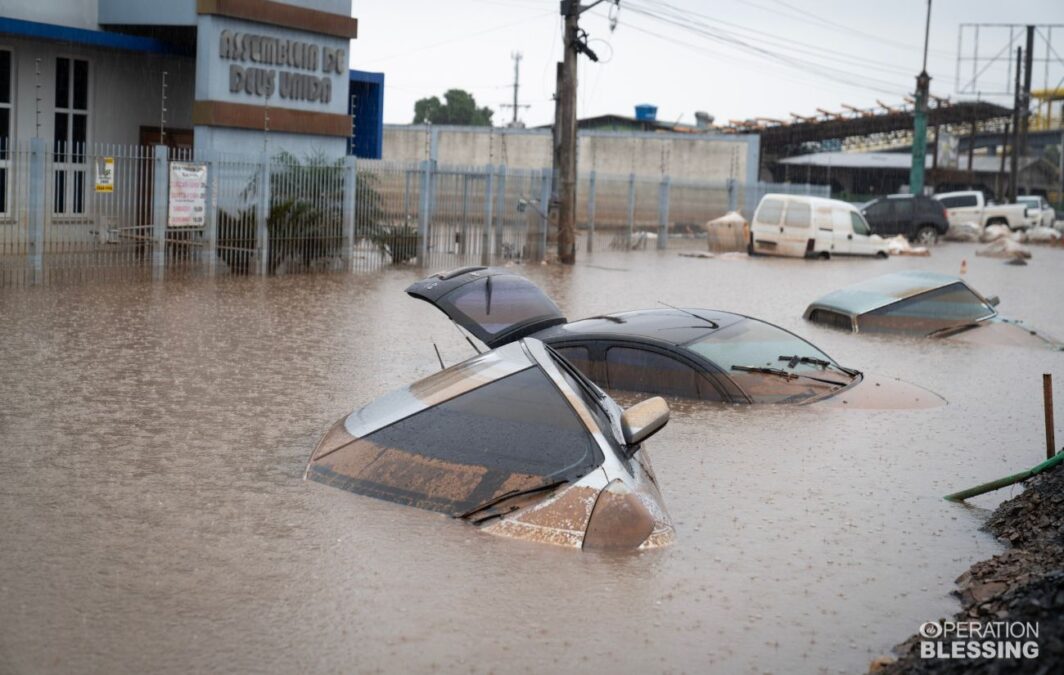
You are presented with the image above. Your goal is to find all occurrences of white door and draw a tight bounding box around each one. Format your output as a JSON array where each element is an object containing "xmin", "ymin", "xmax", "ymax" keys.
[
  {"xmin": 780, "ymin": 199, "xmax": 813, "ymax": 257},
  {"xmin": 830, "ymin": 208, "xmax": 852, "ymax": 254},
  {"xmin": 940, "ymin": 195, "xmax": 980, "ymax": 226},
  {"xmin": 846, "ymin": 210, "xmax": 879, "ymax": 256},
  {"xmin": 751, "ymin": 197, "xmax": 785, "ymax": 255}
]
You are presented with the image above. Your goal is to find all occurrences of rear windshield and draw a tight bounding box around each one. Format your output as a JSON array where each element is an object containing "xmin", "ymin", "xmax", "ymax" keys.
[
  {"xmin": 311, "ymin": 366, "xmax": 600, "ymax": 516},
  {"xmin": 685, "ymin": 318, "xmax": 837, "ymax": 375},
  {"xmin": 861, "ymin": 282, "xmax": 995, "ymax": 332},
  {"xmin": 938, "ymin": 195, "xmax": 978, "ymax": 208},
  {"xmin": 444, "ymin": 275, "xmax": 562, "ymax": 340}
]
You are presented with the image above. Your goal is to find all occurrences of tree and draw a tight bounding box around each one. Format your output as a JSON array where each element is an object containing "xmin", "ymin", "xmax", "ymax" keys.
[{"xmin": 413, "ymin": 89, "xmax": 494, "ymax": 126}]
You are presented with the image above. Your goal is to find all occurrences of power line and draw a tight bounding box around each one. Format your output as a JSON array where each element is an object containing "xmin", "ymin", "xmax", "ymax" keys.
[{"xmin": 623, "ymin": 1, "xmax": 911, "ymax": 96}]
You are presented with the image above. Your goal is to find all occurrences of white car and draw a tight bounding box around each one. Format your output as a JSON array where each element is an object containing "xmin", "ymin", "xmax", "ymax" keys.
[
  {"xmin": 1017, "ymin": 195, "xmax": 1057, "ymax": 229},
  {"xmin": 934, "ymin": 191, "xmax": 1028, "ymax": 230},
  {"xmin": 750, "ymin": 194, "xmax": 888, "ymax": 259}
]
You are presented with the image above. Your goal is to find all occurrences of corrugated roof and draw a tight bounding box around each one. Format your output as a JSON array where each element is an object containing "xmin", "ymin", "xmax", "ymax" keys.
[{"xmin": 778, "ymin": 151, "xmax": 1038, "ymax": 174}]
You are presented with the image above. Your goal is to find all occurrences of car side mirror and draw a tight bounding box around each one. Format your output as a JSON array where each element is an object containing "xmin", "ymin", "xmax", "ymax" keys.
[
  {"xmin": 987, "ymin": 295, "xmax": 1001, "ymax": 307},
  {"xmin": 620, "ymin": 397, "xmax": 670, "ymax": 448}
]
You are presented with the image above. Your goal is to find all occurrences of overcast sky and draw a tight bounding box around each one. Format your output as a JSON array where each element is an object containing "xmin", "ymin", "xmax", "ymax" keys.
[{"xmin": 351, "ymin": 0, "xmax": 1064, "ymax": 128}]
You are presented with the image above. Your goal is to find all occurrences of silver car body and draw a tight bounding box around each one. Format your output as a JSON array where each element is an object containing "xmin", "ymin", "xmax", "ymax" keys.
[{"xmin": 305, "ymin": 338, "xmax": 675, "ymax": 551}]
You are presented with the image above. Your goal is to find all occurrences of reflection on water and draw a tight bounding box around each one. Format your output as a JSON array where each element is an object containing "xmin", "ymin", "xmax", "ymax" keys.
[{"xmin": 1, "ymin": 240, "xmax": 1061, "ymax": 674}]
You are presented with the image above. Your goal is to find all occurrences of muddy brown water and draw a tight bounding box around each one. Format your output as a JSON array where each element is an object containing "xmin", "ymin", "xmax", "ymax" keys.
[{"xmin": 2, "ymin": 241, "xmax": 1062, "ymax": 674}]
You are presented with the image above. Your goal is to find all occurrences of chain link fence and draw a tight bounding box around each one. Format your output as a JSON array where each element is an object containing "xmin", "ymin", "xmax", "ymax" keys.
[{"xmin": 0, "ymin": 141, "xmax": 827, "ymax": 286}]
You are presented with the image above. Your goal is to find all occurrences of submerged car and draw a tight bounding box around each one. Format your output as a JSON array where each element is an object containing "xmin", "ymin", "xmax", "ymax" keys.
[
  {"xmin": 803, "ymin": 270, "xmax": 1062, "ymax": 349},
  {"xmin": 306, "ymin": 338, "xmax": 676, "ymax": 551},
  {"xmin": 406, "ymin": 266, "xmax": 941, "ymax": 407}
]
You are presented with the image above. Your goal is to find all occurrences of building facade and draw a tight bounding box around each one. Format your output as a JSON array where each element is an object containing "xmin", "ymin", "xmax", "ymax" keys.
[{"xmin": 0, "ymin": 0, "xmax": 382, "ymax": 164}]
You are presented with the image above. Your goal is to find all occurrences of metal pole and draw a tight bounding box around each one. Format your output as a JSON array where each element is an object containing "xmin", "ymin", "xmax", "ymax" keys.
[
  {"xmin": 342, "ymin": 155, "xmax": 356, "ymax": 272},
  {"xmin": 203, "ymin": 153, "xmax": 217, "ymax": 276},
  {"xmin": 417, "ymin": 159, "xmax": 432, "ymax": 265},
  {"xmin": 28, "ymin": 138, "xmax": 45, "ymax": 283},
  {"xmin": 909, "ymin": 0, "xmax": 932, "ymax": 196},
  {"xmin": 1010, "ymin": 46, "xmax": 1022, "ymax": 202},
  {"xmin": 494, "ymin": 165, "xmax": 506, "ymax": 259},
  {"xmin": 586, "ymin": 170, "xmax": 596, "ymax": 253},
  {"xmin": 657, "ymin": 176, "xmax": 669, "ymax": 250},
  {"xmin": 1018, "ymin": 25, "xmax": 1035, "ymax": 197},
  {"xmin": 1045, "ymin": 373, "xmax": 1056, "ymax": 460},
  {"xmin": 481, "ymin": 165, "xmax": 493, "ymax": 266},
  {"xmin": 626, "ymin": 172, "xmax": 636, "ymax": 247},
  {"xmin": 152, "ymin": 144, "xmax": 169, "ymax": 279},
  {"xmin": 460, "ymin": 174, "xmax": 469, "ymax": 255},
  {"xmin": 256, "ymin": 155, "xmax": 270, "ymax": 276},
  {"xmin": 997, "ymin": 122, "xmax": 1010, "ymax": 201},
  {"xmin": 539, "ymin": 169, "xmax": 551, "ymax": 260}
]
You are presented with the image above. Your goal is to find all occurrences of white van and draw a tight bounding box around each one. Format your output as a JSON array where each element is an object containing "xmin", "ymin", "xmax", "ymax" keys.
[{"xmin": 750, "ymin": 194, "xmax": 889, "ymax": 259}]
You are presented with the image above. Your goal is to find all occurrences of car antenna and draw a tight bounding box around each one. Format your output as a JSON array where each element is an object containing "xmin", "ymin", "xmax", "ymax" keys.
[
  {"xmin": 451, "ymin": 319, "xmax": 482, "ymax": 354},
  {"xmin": 432, "ymin": 341, "xmax": 446, "ymax": 370},
  {"xmin": 656, "ymin": 301, "xmax": 719, "ymax": 328}
]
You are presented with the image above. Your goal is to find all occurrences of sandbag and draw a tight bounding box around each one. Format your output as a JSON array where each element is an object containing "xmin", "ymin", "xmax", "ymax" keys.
[
  {"xmin": 945, "ymin": 221, "xmax": 981, "ymax": 242},
  {"xmin": 884, "ymin": 235, "xmax": 930, "ymax": 257},
  {"xmin": 981, "ymin": 224, "xmax": 1012, "ymax": 242},
  {"xmin": 704, "ymin": 211, "xmax": 749, "ymax": 253},
  {"xmin": 975, "ymin": 237, "xmax": 1032, "ymax": 259},
  {"xmin": 1026, "ymin": 226, "xmax": 1061, "ymax": 243}
]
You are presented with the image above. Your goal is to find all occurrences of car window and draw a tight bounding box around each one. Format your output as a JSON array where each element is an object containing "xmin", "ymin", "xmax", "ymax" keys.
[
  {"xmin": 756, "ymin": 198, "xmax": 785, "ymax": 226},
  {"xmin": 867, "ymin": 282, "xmax": 995, "ymax": 324},
  {"xmin": 939, "ymin": 195, "xmax": 977, "ymax": 208},
  {"xmin": 444, "ymin": 275, "xmax": 563, "ymax": 340},
  {"xmin": 893, "ymin": 199, "xmax": 913, "ymax": 218},
  {"xmin": 864, "ymin": 200, "xmax": 890, "ymax": 219},
  {"xmin": 850, "ymin": 211, "xmax": 871, "ymax": 235},
  {"xmin": 552, "ymin": 345, "xmax": 593, "ymax": 378},
  {"xmin": 333, "ymin": 366, "xmax": 600, "ymax": 515},
  {"xmin": 784, "ymin": 201, "xmax": 811, "ymax": 228},
  {"xmin": 605, "ymin": 347, "xmax": 704, "ymax": 399},
  {"xmin": 685, "ymin": 317, "xmax": 837, "ymax": 375},
  {"xmin": 807, "ymin": 308, "xmax": 853, "ymax": 331}
]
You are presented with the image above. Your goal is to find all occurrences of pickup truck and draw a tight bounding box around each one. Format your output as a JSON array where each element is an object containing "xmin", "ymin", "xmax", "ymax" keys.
[
  {"xmin": 933, "ymin": 191, "xmax": 1029, "ymax": 231},
  {"xmin": 1017, "ymin": 195, "xmax": 1057, "ymax": 229}
]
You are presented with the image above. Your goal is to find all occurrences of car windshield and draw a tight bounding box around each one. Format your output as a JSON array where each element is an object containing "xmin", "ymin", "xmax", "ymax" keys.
[
  {"xmin": 860, "ymin": 282, "xmax": 996, "ymax": 334},
  {"xmin": 684, "ymin": 318, "xmax": 847, "ymax": 377}
]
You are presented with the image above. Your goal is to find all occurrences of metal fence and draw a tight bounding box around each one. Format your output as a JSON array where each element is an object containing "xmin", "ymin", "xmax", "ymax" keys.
[{"xmin": 0, "ymin": 140, "xmax": 828, "ymax": 286}]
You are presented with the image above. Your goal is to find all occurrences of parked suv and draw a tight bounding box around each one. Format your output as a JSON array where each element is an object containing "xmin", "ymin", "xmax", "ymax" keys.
[{"xmin": 860, "ymin": 194, "xmax": 949, "ymax": 244}]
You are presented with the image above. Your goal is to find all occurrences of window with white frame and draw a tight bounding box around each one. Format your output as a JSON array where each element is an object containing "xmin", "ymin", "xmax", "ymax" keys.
[
  {"xmin": 53, "ymin": 56, "xmax": 89, "ymax": 216},
  {"xmin": 0, "ymin": 49, "xmax": 12, "ymax": 216}
]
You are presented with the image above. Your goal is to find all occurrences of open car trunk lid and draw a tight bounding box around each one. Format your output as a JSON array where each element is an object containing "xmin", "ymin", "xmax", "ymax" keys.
[{"xmin": 406, "ymin": 267, "xmax": 567, "ymax": 348}]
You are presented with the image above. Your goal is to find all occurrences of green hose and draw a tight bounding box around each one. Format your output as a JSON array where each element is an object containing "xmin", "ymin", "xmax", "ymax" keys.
[{"xmin": 944, "ymin": 451, "xmax": 1064, "ymax": 502}]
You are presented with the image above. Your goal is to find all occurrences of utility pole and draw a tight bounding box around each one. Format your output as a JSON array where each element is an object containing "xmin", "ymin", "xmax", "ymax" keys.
[
  {"xmin": 553, "ymin": 0, "xmax": 613, "ymax": 264},
  {"xmin": 1009, "ymin": 46, "xmax": 1023, "ymax": 203},
  {"xmin": 500, "ymin": 52, "xmax": 530, "ymax": 127},
  {"xmin": 1017, "ymin": 25, "xmax": 1035, "ymax": 198},
  {"xmin": 909, "ymin": 0, "xmax": 932, "ymax": 196}
]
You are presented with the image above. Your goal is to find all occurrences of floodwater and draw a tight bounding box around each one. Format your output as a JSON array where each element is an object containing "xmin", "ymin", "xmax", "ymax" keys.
[{"xmin": 2, "ymin": 240, "xmax": 1062, "ymax": 674}]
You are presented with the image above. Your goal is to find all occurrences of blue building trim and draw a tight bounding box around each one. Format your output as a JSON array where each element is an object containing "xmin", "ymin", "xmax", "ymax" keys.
[
  {"xmin": 348, "ymin": 69, "xmax": 384, "ymax": 159},
  {"xmin": 0, "ymin": 17, "xmax": 192, "ymax": 56}
]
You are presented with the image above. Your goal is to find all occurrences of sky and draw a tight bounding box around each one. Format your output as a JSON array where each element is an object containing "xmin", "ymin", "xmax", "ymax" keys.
[{"xmin": 350, "ymin": 0, "xmax": 1064, "ymax": 128}]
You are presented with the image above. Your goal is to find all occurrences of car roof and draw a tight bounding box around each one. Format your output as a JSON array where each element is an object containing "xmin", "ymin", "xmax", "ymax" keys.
[
  {"xmin": 805, "ymin": 270, "xmax": 966, "ymax": 317},
  {"xmin": 537, "ymin": 308, "xmax": 747, "ymax": 346},
  {"xmin": 759, "ymin": 193, "xmax": 860, "ymax": 212}
]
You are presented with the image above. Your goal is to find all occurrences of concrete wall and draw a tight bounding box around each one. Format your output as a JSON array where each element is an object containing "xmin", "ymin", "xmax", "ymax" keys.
[
  {"xmin": 5, "ymin": 36, "xmax": 195, "ymax": 147},
  {"xmin": 382, "ymin": 125, "xmax": 759, "ymax": 184}
]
